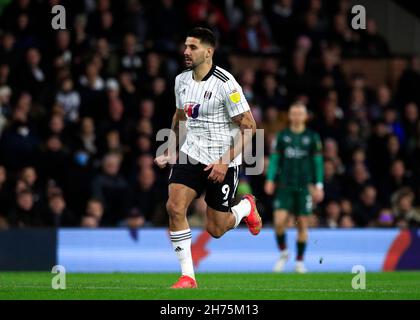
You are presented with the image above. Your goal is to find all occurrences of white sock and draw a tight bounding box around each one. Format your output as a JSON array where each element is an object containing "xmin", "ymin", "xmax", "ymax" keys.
[
  {"xmin": 231, "ymin": 198, "xmax": 252, "ymax": 228},
  {"xmin": 170, "ymin": 229, "xmax": 195, "ymax": 280}
]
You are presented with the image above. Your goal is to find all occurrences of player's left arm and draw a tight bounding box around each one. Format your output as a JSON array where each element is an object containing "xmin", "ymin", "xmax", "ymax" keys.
[
  {"xmin": 205, "ymin": 110, "xmax": 256, "ymax": 183},
  {"xmin": 226, "ymin": 110, "xmax": 257, "ymax": 162},
  {"xmin": 205, "ymin": 78, "xmax": 256, "ymax": 183},
  {"xmin": 310, "ymin": 132, "xmax": 325, "ymax": 203}
]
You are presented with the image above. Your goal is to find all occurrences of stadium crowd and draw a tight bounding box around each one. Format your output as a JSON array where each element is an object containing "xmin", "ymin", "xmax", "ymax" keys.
[{"xmin": 0, "ymin": 0, "xmax": 419, "ymax": 229}]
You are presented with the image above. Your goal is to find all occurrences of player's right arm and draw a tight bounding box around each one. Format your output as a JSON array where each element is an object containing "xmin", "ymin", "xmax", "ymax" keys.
[
  {"xmin": 155, "ymin": 108, "xmax": 186, "ymax": 169},
  {"xmin": 264, "ymin": 132, "xmax": 282, "ymax": 195},
  {"xmin": 155, "ymin": 75, "xmax": 187, "ymax": 169}
]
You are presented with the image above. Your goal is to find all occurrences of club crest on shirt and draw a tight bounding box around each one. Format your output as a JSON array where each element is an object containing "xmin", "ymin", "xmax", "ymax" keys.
[
  {"xmin": 204, "ymin": 91, "xmax": 212, "ymax": 100},
  {"xmin": 184, "ymin": 103, "xmax": 201, "ymax": 119}
]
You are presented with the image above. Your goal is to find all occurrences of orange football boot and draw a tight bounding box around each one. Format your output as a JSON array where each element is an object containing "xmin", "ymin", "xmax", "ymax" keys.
[
  {"xmin": 242, "ymin": 194, "xmax": 262, "ymax": 235},
  {"xmin": 170, "ymin": 275, "xmax": 198, "ymax": 289}
]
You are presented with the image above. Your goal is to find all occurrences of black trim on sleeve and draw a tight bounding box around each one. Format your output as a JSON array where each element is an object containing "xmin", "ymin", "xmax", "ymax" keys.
[{"xmin": 214, "ymin": 69, "xmax": 229, "ymax": 82}]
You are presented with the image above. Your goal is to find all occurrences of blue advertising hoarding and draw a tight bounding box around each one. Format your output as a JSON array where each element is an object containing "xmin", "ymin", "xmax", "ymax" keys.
[{"xmin": 57, "ymin": 228, "xmax": 420, "ymax": 273}]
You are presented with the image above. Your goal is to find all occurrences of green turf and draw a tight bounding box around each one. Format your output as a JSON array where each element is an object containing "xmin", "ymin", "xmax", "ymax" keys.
[{"xmin": 0, "ymin": 272, "xmax": 419, "ymax": 300}]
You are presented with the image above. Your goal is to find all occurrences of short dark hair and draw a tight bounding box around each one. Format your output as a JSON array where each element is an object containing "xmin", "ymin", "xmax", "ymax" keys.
[{"xmin": 186, "ymin": 27, "xmax": 216, "ymax": 47}]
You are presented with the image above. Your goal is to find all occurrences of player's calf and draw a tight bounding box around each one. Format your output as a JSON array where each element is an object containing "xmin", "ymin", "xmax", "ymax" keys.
[{"xmin": 206, "ymin": 224, "xmax": 225, "ymax": 239}]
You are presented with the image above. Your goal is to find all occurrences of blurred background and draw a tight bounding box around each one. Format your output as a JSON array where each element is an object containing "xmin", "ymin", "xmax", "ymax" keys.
[
  {"xmin": 1, "ymin": 0, "xmax": 420, "ymax": 232},
  {"xmin": 0, "ymin": 0, "xmax": 419, "ymax": 273}
]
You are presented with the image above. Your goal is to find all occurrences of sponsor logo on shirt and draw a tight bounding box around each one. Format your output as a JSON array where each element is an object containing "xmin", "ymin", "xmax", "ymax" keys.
[{"xmin": 184, "ymin": 103, "xmax": 201, "ymax": 119}]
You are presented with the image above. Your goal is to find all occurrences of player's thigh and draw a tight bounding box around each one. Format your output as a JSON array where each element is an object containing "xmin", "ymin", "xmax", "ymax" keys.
[
  {"xmin": 167, "ymin": 183, "xmax": 198, "ymax": 214},
  {"xmin": 273, "ymin": 187, "xmax": 293, "ymax": 213},
  {"xmin": 204, "ymin": 165, "xmax": 239, "ymax": 216},
  {"xmin": 167, "ymin": 161, "xmax": 206, "ymax": 213}
]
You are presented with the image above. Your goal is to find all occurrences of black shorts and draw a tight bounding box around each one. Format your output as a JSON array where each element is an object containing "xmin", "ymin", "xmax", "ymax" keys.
[{"xmin": 168, "ymin": 155, "xmax": 240, "ymax": 212}]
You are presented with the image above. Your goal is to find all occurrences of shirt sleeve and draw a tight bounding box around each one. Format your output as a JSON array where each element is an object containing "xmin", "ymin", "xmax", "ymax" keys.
[
  {"xmin": 221, "ymin": 77, "xmax": 250, "ymax": 118},
  {"xmin": 311, "ymin": 132, "xmax": 323, "ymax": 155},
  {"xmin": 312, "ymin": 133, "xmax": 324, "ymax": 185},
  {"xmin": 266, "ymin": 133, "xmax": 282, "ymax": 182},
  {"xmin": 174, "ymin": 75, "xmax": 182, "ymax": 109}
]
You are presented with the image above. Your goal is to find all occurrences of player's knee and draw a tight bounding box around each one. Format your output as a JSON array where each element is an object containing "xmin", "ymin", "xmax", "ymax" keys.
[
  {"xmin": 275, "ymin": 221, "xmax": 286, "ymax": 232},
  {"xmin": 297, "ymin": 224, "xmax": 308, "ymax": 235},
  {"xmin": 275, "ymin": 222, "xmax": 287, "ymax": 234},
  {"xmin": 296, "ymin": 219, "xmax": 308, "ymax": 231},
  {"xmin": 166, "ymin": 200, "xmax": 185, "ymax": 221}
]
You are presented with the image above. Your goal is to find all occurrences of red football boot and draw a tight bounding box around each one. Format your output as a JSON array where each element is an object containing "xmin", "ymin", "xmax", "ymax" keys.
[
  {"xmin": 170, "ymin": 275, "xmax": 198, "ymax": 289},
  {"xmin": 242, "ymin": 194, "xmax": 262, "ymax": 235}
]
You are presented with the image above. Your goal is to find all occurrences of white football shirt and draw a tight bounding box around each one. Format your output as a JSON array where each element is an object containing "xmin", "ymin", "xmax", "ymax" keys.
[{"xmin": 174, "ymin": 65, "xmax": 250, "ymax": 167}]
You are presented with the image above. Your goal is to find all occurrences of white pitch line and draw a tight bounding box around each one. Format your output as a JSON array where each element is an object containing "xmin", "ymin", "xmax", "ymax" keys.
[{"xmin": 0, "ymin": 285, "xmax": 405, "ymax": 294}]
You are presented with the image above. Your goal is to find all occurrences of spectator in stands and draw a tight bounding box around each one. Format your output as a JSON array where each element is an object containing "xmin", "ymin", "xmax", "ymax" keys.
[
  {"xmin": 379, "ymin": 159, "xmax": 413, "ymax": 206},
  {"xmin": 38, "ymin": 135, "xmax": 70, "ymax": 188},
  {"xmin": 384, "ymin": 134, "xmax": 404, "ymax": 172},
  {"xmin": 44, "ymin": 192, "xmax": 77, "ymax": 227},
  {"xmin": 266, "ymin": 0, "xmax": 296, "ymax": 49},
  {"xmin": 259, "ymin": 74, "xmax": 287, "ymax": 110},
  {"xmin": 19, "ymin": 166, "xmax": 44, "ymax": 206},
  {"xmin": 341, "ymin": 120, "xmax": 366, "ymax": 163},
  {"xmin": 186, "ymin": 0, "xmax": 229, "ymax": 41},
  {"xmin": 323, "ymin": 138, "xmax": 345, "ymax": 175},
  {"xmin": 0, "ymin": 85, "xmax": 11, "ymax": 137},
  {"xmin": 369, "ymin": 84, "xmax": 393, "ymax": 121},
  {"xmin": 286, "ymin": 50, "xmax": 314, "ymax": 100},
  {"xmin": 91, "ymin": 153, "xmax": 131, "ymax": 226},
  {"xmin": 81, "ymin": 198, "xmax": 104, "ymax": 227},
  {"xmin": 397, "ymin": 54, "xmax": 420, "ymax": 106},
  {"xmin": 329, "ymin": 13, "xmax": 360, "ymax": 55},
  {"xmin": 339, "ymin": 215, "xmax": 355, "ymax": 228},
  {"xmin": 0, "ymin": 32, "xmax": 18, "ymax": 68},
  {"xmin": 383, "ymin": 108, "xmax": 404, "ymax": 144},
  {"xmin": 55, "ymin": 77, "xmax": 81, "ymax": 123},
  {"xmin": 15, "ymin": 48, "xmax": 47, "ymax": 103},
  {"xmin": 237, "ymin": 11, "xmax": 273, "ymax": 52},
  {"xmin": 119, "ymin": 71, "xmax": 138, "ymax": 117},
  {"xmin": 314, "ymin": 98, "xmax": 344, "ymax": 141},
  {"xmin": 392, "ymin": 187, "xmax": 420, "ymax": 228},
  {"xmin": 74, "ymin": 117, "xmax": 98, "ymax": 157},
  {"xmin": 150, "ymin": 0, "xmax": 183, "ymax": 52},
  {"xmin": 51, "ymin": 30, "xmax": 73, "ymax": 71},
  {"xmin": 402, "ymin": 102, "xmax": 419, "ymax": 154},
  {"xmin": 360, "ymin": 18, "xmax": 390, "ymax": 57},
  {"xmin": 8, "ymin": 189, "xmax": 42, "ymax": 228},
  {"xmin": 0, "ymin": 165, "xmax": 12, "ymax": 219},
  {"xmin": 323, "ymin": 158, "xmax": 342, "ymax": 203},
  {"xmin": 119, "ymin": 33, "xmax": 142, "ymax": 81},
  {"xmin": 345, "ymin": 162, "xmax": 372, "ymax": 202},
  {"xmin": 367, "ymin": 121, "xmax": 392, "ymax": 180},
  {"xmin": 321, "ymin": 200, "xmax": 341, "ymax": 228},
  {"xmin": 130, "ymin": 167, "xmax": 160, "ymax": 224},
  {"xmin": 353, "ymin": 185, "xmax": 380, "ymax": 227}
]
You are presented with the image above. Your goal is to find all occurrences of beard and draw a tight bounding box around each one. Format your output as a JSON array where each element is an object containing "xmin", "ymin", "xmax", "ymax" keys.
[{"xmin": 185, "ymin": 55, "xmax": 205, "ymax": 69}]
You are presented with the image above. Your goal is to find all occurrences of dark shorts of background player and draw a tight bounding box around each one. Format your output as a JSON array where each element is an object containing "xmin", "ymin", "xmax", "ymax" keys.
[
  {"xmin": 168, "ymin": 153, "xmax": 239, "ymax": 212},
  {"xmin": 273, "ymin": 186, "xmax": 313, "ymax": 216}
]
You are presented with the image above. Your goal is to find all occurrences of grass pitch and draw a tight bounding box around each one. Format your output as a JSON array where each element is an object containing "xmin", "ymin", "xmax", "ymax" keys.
[{"xmin": 0, "ymin": 272, "xmax": 419, "ymax": 300}]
